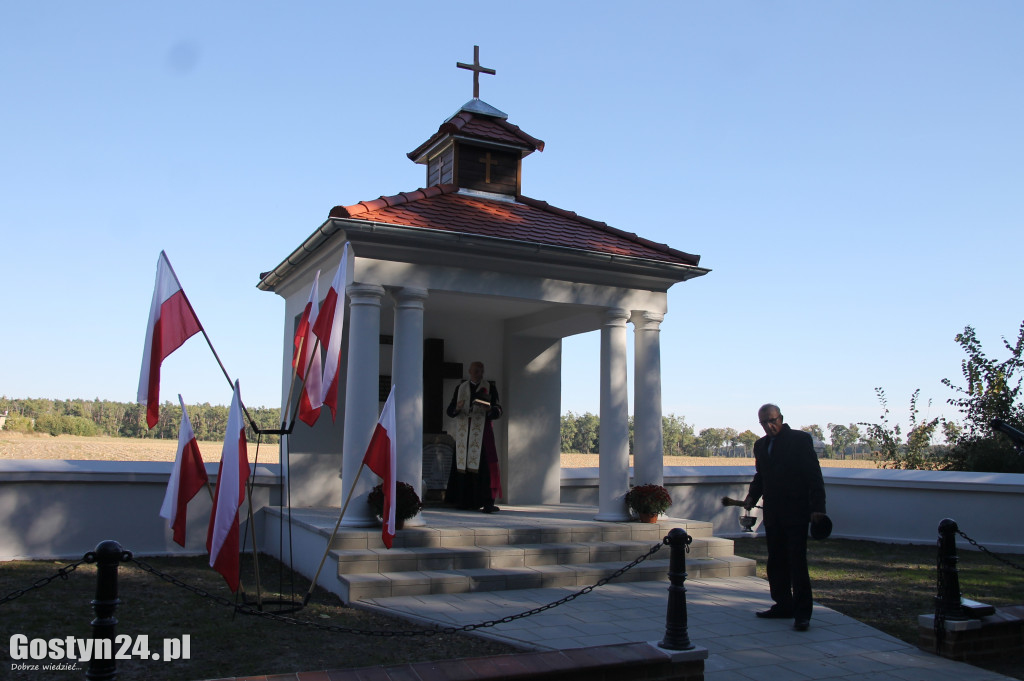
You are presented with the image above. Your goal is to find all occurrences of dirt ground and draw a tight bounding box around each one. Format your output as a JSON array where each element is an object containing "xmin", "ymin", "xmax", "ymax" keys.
[{"xmin": 0, "ymin": 431, "xmax": 876, "ymax": 468}]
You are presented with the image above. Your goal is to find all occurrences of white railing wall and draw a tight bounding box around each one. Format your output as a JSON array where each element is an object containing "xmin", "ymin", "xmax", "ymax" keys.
[
  {"xmin": 1, "ymin": 461, "xmax": 1021, "ymax": 560},
  {"xmin": 0, "ymin": 461, "xmax": 280, "ymax": 560},
  {"xmin": 563, "ymin": 466, "xmax": 1024, "ymax": 553}
]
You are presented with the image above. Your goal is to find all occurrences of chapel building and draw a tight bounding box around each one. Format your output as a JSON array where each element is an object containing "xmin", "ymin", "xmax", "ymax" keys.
[{"xmin": 258, "ymin": 56, "xmax": 708, "ymax": 526}]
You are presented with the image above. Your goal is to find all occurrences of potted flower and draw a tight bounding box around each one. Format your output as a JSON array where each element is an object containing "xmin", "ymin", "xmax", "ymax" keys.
[
  {"xmin": 624, "ymin": 483, "xmax": 672, "ymax": 523},
  {"xmin": 367, "ymin": 481, "xmax": 423, "ymax": 529}
]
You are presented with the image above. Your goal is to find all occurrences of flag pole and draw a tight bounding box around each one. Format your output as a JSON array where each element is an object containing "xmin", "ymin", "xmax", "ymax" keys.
[
  {"xmin": 302, "ymin": 462, "xmax": 367, "ymax": 606},
  {"xmin": 284, "ymin": 336, "xmax": 323, "ymax": 431},
  {"xmin": 245, "ymin": 499, "xmax": 264, "ymax": 610},
  {"xmin": 160, "ymin": 251, "xmax": 260, "ymax": 433},
  {"xmin": 281, "ymin": 335, "xmax": 304, "ymax": 430}
]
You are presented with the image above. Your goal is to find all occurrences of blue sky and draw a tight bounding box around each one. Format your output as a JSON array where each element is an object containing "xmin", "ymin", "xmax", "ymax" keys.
[{"xmin": 2, "ymin": 2, "xmax": 1022, "ymax": 439}]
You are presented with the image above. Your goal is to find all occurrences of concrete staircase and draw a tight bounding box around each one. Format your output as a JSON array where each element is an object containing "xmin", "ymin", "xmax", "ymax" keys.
[{"xmin": 265, "ymin": 506, "xmax": 756, "ymax": 603}]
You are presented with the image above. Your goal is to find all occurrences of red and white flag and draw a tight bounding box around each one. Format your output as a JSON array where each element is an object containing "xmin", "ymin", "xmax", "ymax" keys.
[
  {"xmin": 138, "ymin": 251, "xmax": 203, "ymax": 429},
  {"xmin": 293, "ymin": 272, "xmax": 323, "ymax": 426},
  {"xmin": 159, "ymin": 395, "xmax": 209, "ymax": 547},
  {"xmin": 206, "ymin": 381, "xmax": 251, "ymax": 592},
  {"xmin": 311, "ymin": 243, "xmax": 349, "ymax": 421},
  {"xmin": 362, "ymin": 386, "xmax": 397, "ymax": 549}
]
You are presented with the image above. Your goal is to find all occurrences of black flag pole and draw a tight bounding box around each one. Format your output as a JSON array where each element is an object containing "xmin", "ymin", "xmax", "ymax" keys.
[
  {"xmin": 283, "ymin": 336, "xmax": 324, "ymax": 432},
  {"xmin": 160, "ymin": 251, "xmax": 262, "ymax": 434}
]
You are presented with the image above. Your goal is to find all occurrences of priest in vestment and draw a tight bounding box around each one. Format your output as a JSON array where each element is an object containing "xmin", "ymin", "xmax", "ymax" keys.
[{"xmin": 445, "ymin": 361, "xmax": 503, "ymax": 513}]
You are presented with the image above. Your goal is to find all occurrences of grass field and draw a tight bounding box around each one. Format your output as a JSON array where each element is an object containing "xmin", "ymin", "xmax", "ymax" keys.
[{"xmin": 0, "ymin": 431, "xmax": 878, "ymax": 468}]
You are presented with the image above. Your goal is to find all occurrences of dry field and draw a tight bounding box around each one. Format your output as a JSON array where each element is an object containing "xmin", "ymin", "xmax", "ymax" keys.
[
  {"xmin": 0, "ymin": 432, "xmax": 876, "ymax": 468},
  {"xmin": 0, "ymin": 432, "xmax": 278, "ymax": 464}
]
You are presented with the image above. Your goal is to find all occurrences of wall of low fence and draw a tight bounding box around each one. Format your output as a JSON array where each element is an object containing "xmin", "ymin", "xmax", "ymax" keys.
[
  {"xmin": 563, "ymin": 466, "xmax": 1024, "ymax": 553},
  {"xmin": 0, "ymin": 460, "xmax": 281, "ymax": 560},
  {"xmin": 1, "ymin": 461, "xmax": 1021, "ymax": 561}
]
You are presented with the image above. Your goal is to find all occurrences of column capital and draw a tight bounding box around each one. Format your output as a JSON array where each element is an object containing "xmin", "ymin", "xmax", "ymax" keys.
[
  {"xmin": 346, "ymin": 282, "xmax": 386, "ymax": 303},
  {"xmin": 604, "ymin": 307, "xmax": 631, "ymax": 325},
  {"xmin": 631, "ymin": 310, "xmax": 665, "ymax": 330},
  {"xmin": 392, "ymin": 286, "xmax": 429, "ymax": 308}
]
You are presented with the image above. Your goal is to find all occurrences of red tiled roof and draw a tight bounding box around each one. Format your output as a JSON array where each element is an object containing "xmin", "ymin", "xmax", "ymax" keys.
[
  {"xmin": 329, "ymin": 185, "xmax": 700, "ymax": 266},
  {"xmin": 408, "ymin": 111, "xmax": 545, "ymax": 161}
]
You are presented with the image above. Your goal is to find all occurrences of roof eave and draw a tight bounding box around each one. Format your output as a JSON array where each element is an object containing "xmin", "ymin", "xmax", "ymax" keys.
[{"xmin": 257, "ymin": 219, "xmax": 710, "ymax": 293}]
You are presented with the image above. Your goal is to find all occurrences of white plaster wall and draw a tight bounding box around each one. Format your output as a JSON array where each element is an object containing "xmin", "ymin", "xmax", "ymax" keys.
[
  {"xmin": 355, "ymin": 257, "xmax": 668, "ymax": 315},
  {"xmin": 0, "ymin": 461, "xmax": 280, "ymax": 560},
  {"xmin": 504, "ymin": 337, "xmax": 562, "ymax": 505},
  {"xmin": 562, "ymin": 466, "xmax": 1024, "ymax": 553}
]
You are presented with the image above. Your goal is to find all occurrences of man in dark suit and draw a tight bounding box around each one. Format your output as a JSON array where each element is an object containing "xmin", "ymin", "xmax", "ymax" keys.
[{"xmin": 743, "ymin": 403, "xmax": 827, "ymax": 631}]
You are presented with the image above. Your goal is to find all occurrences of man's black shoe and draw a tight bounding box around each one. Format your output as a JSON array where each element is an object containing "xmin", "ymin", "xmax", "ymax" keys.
[
  {"xmin": 481, "ymin": 505, "xmax": 500, "ymax": 514},
  {"xmin": 755, "ymin": 608, "xmax": 793, "ymax": 619},
  {"xmin": 794, "ymin": 619, "xmax": 810, "ymax": 631}
]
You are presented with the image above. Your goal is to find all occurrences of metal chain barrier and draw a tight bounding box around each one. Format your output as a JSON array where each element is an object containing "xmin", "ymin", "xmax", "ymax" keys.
[
  {"xmin": 129, "ymin": 536, "xmax": 670, "ymax": 637},
  {"xmin": 956, "ymin": 529, "xmax": 1024, "ymax": 572},
  {"xmin": 0, "ymin": 557, "xmax": 89, "ymax": 606}
]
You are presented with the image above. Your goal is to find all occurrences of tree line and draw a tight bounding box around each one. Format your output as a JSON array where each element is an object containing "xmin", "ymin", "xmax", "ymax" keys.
[
  {"xmin": 0, "ymin": 397, "xmax": 282, "ymax": 444},
  {"xmin": 560, "ymin": 412, "xmax": 873, "ymax": 459},
  {"xmin": 0, "ymin": 396, "xmax": 881, "ymax": 460},
  {"xmin": 561, "ymin": 412, "xmax": 761, "ymax": 457}
]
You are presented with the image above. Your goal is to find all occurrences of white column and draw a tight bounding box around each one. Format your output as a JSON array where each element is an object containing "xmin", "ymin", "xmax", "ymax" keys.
[
  {"xmin": 339, "ymin": 283, "xmax": 385, "ymax": 527},
  {"xmin": 632, "ymin": 311, "xmax": 665, "ymax": 487},
  {"xmin": 392, "ymin": 286, "xmax": 427, "ymax": 526},
  {"xmin": 595, "ymin": 308, "xmax": 631, "ymax": 521}
]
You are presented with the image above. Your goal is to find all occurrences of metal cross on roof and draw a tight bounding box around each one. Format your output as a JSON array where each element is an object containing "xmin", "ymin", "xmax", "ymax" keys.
[{"xmin": 456, "ymin": 45, "xmax": 496, "ymax": 99}]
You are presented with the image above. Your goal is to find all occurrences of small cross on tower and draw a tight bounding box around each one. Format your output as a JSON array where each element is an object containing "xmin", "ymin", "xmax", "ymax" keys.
[
  {"xmin": 456, "ymin": 45, "xmax": 496, "ymax": 99},
  {"xmin": 478, "ymin": 152, "xmax": 498, "ymax": 183}
]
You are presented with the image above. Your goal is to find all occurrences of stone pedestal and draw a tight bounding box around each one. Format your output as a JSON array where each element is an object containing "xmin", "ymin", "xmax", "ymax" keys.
[{"xmin": 918, "ymin": 606, "xmax": 1024, "ymax": 662}]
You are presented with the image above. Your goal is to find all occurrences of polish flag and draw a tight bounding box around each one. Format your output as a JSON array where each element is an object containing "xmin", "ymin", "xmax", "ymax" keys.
[
  {"xmin": 293, "ymin": 272, "xmax": 323, "ymax": 426},
  {"xmin": 311, "ymin": 243, "xmax": 349, "ymax": 421},
  {"xmin": 362, "ymin": 386, "xmax": 397, "ymax": 549},
  {"xmin": 138, "ymin": 251, "xmax": 203, "ymax": 429},
  {"xmin": 207, "ymin": 381, "xmax": 251, "ymax": 592},
  {"xmin": 159, "ymin": 395, "xmax": 209, "ymax": 547}
]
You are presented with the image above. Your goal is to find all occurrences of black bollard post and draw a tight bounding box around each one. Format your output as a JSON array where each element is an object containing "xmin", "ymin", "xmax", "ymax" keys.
[
  {"xmin": 935, "ymin": 519, "xmax": 968, "ymax": 622},
  {"xmin": 659, "ymin": 527, "xmax": 694, "ymax": 651},
  {"xmin": 85, "ymin": 540, "xmax": 133, "ymax": 681}
]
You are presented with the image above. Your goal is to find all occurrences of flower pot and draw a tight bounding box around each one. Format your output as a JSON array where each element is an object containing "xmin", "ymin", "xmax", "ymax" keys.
[{"xmin": 638, "ymin": 513, "xmax": 659, "ymax": 524}]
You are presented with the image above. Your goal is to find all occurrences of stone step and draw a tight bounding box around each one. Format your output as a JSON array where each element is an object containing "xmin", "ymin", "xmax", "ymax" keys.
[
  {"xmin": 327, "ymin": 517, "xmax": 715, "ymax": 551},
  {"xmin": 338, "ymin": 554, "xmax": 757, "ymax": 602},
  {"xmin": 261, "ymin": 506, "xmax": 755, "ymax": 605},
  {"xmin": 335, "ymin": 536, "xmax": 736, "ymax": 574}
]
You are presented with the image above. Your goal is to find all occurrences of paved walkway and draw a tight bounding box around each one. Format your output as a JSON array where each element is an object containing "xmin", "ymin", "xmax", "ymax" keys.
[
  {"xmin": 359, "ymin": 569, "xmax": 1014, "ymax": 681},
  {"xmin": 270, "ymin": 503, "xmax": 1014, "ymax": 680}
]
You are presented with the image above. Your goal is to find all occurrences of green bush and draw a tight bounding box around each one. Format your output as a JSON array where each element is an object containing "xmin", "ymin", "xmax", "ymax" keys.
[
  {"xmin": 34, "ymin": 413, "xmax": 98, "ymax": 437},
  {"xmin": 64, "ymin": 415, "xmax": 99, "ymax": 436},
  {"xmin": 2, "ymin": 414, "xmax": 34, "ymax": 433}
]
